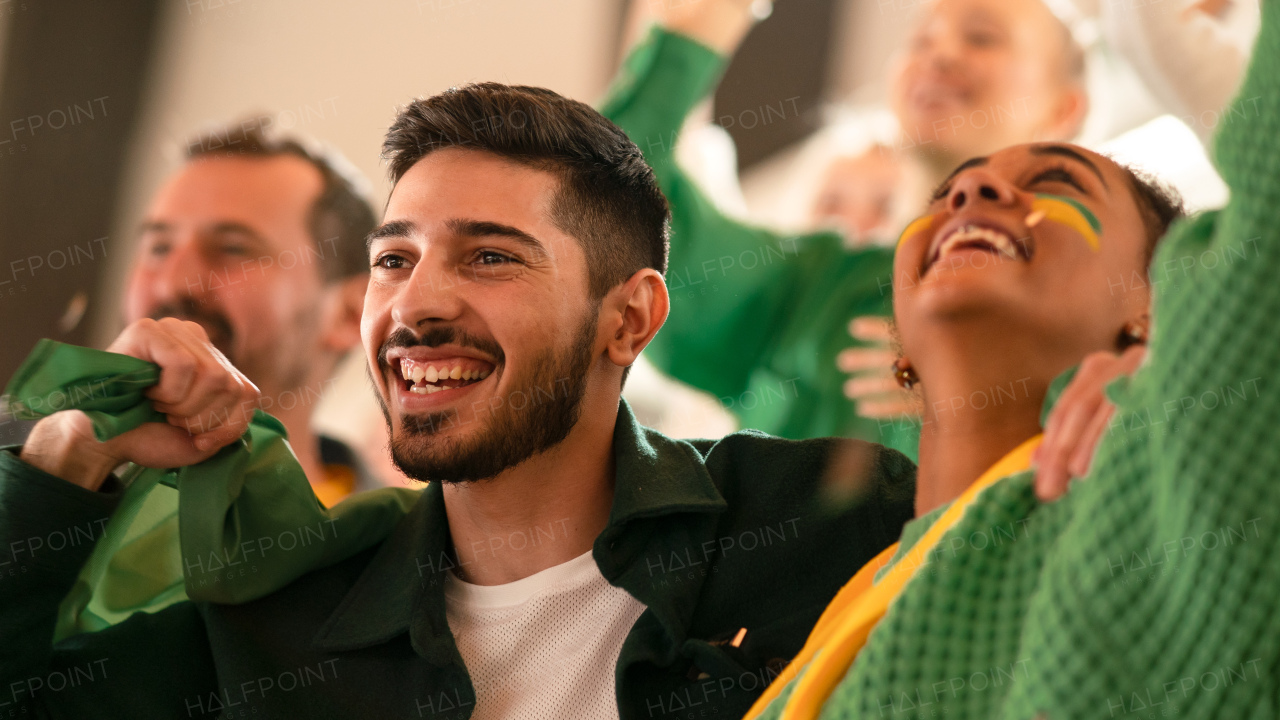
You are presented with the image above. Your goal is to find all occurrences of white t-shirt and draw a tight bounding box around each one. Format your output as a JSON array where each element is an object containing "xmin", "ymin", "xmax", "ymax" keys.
[{"xmin": 444, "ymin": 550, "xmax": 648, "ymax": 720}]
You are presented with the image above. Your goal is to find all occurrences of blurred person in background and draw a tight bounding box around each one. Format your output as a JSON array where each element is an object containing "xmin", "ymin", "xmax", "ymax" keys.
[
  {"xmin": 43, "ymin": 120, "xmax": 382, "ymax": 638},
  {"xmin": 602, "ymin": 0, "xmax": 1089, "ymax": 460},
  {"xmin": 126, "ymin": 120, "xmax": 379, "ymax": 505}
]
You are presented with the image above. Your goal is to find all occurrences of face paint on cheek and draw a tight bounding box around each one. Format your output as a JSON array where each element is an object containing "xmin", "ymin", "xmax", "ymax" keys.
[
  {"xmin": 896, "ymin": 214, "xmax": 936, "ymax": 252},
  {"xmin": 1027, "ymin": 193, "xmax": 1102, "ymax": 251}
]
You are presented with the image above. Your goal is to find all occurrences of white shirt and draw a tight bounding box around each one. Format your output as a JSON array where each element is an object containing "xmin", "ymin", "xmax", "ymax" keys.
[{"xmin": 444, "ymin": 550, "xmax": 648, "ymax": 720}]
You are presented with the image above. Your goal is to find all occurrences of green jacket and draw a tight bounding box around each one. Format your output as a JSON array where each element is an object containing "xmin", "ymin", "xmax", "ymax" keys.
[
  {"xmin": 754, "ymin": 3, "xmax": 1280, "ymax": 718},
  {"xmin": 0, "ymin": 397, "xmax": 915, "ymax": 719},
  {"xmin": 600, "ymin": 28, "xmax": 920, "ymax": 460}
]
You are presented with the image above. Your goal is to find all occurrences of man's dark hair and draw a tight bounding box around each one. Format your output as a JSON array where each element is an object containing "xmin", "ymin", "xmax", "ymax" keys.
[
  {"xmin": 382, "ymin": 82, "xmax": 670, "ymax": 298},
  {"xmin": 1118, "ymin": 163, "xmax": 1186, "ymax": 268},
  {"xmin": 185, "ymin": 118, "xmax": 376, "ymax": 282}
]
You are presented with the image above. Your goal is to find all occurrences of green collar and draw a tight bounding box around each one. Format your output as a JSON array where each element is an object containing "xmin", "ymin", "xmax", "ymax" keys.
[{"xmin": 310, "ymin": 400, "xmax": 728, "ymax": 662}]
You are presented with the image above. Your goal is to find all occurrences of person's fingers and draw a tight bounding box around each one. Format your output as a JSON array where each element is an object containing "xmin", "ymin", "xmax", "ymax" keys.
[
  {"xmin": 848, "ymin": 316, "xmax": 893, "ymax": 343},
  {"xmin": 1061, "ymin": 347, "xmax": 1144, "ymax": 479},
  {"xmin": 856, "ymin": 398, "xmax": 918, "ymax": 419},
  {"xmin": 110, "ymin": 318, "xmax": 199, "ymax": 407},
  {"xmin": 1067, "ymin": 401, "xmax": 1118, "ymax": 479},
  {"xmin": 1036, "ymin": 353, "xmax": 1114, "ymax": 500},
  {"xmin": 837, "ymin": 347, "xmax": 896, "ymax": 373},
  {"xmin": 843, "ymin": 375, "xmax": 899, "ymax": 399},
  {"xmin": 1037, "ymin": 389, "xmax": 1105, "ymax": 500}
]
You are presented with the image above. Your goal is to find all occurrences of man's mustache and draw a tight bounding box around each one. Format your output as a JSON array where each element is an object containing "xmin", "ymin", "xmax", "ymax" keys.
[
  {"xmin": 376, "ymin": 326, "xmax": 506, "ymax": 369},
  {"xmin": 150, "ymin": 299, "xmax": 235, "ymax": 352}
]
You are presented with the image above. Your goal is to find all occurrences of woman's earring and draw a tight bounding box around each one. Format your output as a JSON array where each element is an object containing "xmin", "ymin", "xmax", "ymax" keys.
[
  {"xmin": 1118, "ymin": 320, "xmax": 1149, "ymax": 350},
  {"xmin": 892, "ymin": 358, "xmax": 919, "ymax": 390}
]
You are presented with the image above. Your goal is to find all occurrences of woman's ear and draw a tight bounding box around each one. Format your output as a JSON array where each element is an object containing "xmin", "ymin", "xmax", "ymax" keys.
[
  {"xmin": 603, "ymin": 269, "xmax": 669, "ymax": 371},
  {"xmin": 319, "ymin": 274, "xmax": 368, "ymax": 354}
]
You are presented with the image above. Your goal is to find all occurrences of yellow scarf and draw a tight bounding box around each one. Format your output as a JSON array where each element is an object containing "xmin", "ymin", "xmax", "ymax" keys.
[{"xmin": 747, "ymin": 435, "xmax": 1044, "ymax": 720}]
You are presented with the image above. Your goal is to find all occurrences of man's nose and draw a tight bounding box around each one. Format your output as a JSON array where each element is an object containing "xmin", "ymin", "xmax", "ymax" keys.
[
  {"xmin": 945, "ymin": 168, "xmax": 1018, "ymax": 213},
  {"xmin": 390, "ymin": 259, "xmax": 467, "ymax": 330},
  {"xmin": 151, "ymin": 238, "xmax": 209, "ymax": 305}
]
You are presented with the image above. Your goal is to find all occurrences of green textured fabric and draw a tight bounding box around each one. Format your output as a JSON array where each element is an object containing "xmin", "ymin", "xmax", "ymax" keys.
[
  {"xmin": 2, "ymin": 340, "xmax": 419, "ymax": 639},
  {"xmin": 599, "ymin": 28, "xmax": 921, "ymax": 461},
  {"xmin": 6, "ymin": 339, "xmax": 164, "ymax": 442},
  {"xmin": 757, "ymin": 4, "xmax": 1280, "ymax": 718}
]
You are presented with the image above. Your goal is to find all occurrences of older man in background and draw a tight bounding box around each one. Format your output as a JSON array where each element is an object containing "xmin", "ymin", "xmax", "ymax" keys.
[{"xmin": 124, "ymin": 119, "xmax": 378, "ymax": 503}]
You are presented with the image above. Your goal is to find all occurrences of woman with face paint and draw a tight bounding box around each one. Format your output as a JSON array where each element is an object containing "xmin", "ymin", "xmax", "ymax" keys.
[{"xmin": 743, "ymin": 2, "xmax": 1280, "ymax": 718}]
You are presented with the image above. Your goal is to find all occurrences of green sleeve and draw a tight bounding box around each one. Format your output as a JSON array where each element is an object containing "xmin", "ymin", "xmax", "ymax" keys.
[
  {"xmin": 1011, "ymin": 3, "xmax": 1280, "ymax": 715},
  {"xmin": 600, "ymin": 28, "xmax": 907, "ymax": 450},
  {"xmin": 0, "ymin": 450, "xmax": 217, "ymax": 717},
  {"xmin": 4, "ymin": 341, "xmax": 415, "ymax": 630}
]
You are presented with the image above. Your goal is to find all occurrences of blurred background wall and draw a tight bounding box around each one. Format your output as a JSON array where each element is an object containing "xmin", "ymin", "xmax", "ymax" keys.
[{"xmin": 0, "ymin": 0, "xmax": 1254, "ymax": 458}]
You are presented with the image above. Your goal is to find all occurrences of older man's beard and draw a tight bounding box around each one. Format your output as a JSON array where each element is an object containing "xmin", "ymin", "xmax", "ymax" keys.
[
  {"xmin": 151, "ymin": 298, "xmax": 235, "ymax": 356},
  {"xmin": 380, "ymin": 311, "xmax": 598, "ymax": 484}
]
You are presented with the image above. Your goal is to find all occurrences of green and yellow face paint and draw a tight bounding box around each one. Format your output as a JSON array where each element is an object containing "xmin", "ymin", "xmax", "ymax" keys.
[
  {"xmin": 895, "ymin": 213, "xmax": 937, "ymax": 252},
  {"xmin": 1025, "ymin": 193, "xmax": 1101, "ymax": 251}
]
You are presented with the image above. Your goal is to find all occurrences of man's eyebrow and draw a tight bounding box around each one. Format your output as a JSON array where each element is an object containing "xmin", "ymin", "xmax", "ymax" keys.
[
  {"xmin": 207, "ymin": 222, "xmax": 267, "ymax": 242},
  {"xmin": 932, "ymin": 156, "xmax": 989, "ymax": 199},
  {"xmin": 447, "ymin": 218, "xmax": 546, "ymax": 254},
  {"xmin": 1030, "ymin": 144, "xmax": 1109, "ymax": 188},
  {"xmin": 138, "ymin": 220, "xmax": 266, "ymax": 244},
  {"xmin": 366, "ymin": 220, "xmax": 416, "ymax": 250}
]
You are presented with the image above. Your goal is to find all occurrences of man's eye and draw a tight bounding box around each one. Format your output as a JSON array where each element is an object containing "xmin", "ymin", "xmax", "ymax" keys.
[
  {"xmin": 147, "ymin": 242, "xmax": 171, "ymax": 258},
  {"xmin": 475, "ymin": 251, "xmax": 515, "ymax": 266},
  {"xmin": 373, "ymin": 254, "xmax": 408, "ymax": 270},
  {"xmin": 217, "ymin": 244, "xmax": 250, "ymax": 257}
]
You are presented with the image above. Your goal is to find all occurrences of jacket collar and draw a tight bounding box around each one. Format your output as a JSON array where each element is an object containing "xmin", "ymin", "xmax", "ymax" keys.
[{"xmin": 311, "ymin": 400, "xmax": 728, "ymax": 661}]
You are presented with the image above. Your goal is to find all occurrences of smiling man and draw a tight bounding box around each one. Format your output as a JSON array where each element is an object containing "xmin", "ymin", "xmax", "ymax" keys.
[{"xmin": 0, "ymin": 84, "xmax": 915, "ymax": 719}]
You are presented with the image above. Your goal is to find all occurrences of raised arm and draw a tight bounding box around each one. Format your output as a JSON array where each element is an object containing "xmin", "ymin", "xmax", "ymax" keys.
[
  {"xmin": 1013, "ymin": 1, "xmax": 1280, "ymax": 713},
  {"xmin": 599, "ymin": 9, "xmax": 895, "ymax": 410}
]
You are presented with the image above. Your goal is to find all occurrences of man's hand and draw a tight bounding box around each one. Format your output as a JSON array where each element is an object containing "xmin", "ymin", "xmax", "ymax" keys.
[
  {"xmin": 1034, "ymin": 346, "xmax": 1146, "ymax": 502},
  {"xmin": 837, "ymin": 316, "xmax": 918, "ymax": 419},
  {"xmin": 19, "ymin": 318, "xmax": 260, "ymax": 491}
]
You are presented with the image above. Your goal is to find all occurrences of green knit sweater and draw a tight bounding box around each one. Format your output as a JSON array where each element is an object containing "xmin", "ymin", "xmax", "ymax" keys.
[{"xmin": 757, "ymin": 4, "xmax": 1280, "ymax": 719}]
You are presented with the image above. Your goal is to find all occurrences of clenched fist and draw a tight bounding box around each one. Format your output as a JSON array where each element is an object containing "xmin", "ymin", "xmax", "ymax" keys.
[{"xmin": 19, "ymin": 318, "xmax": 260, "ymax": 491}]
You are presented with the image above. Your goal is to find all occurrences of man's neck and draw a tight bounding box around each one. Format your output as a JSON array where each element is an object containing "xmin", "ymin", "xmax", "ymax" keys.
[
  {"xmin": 441, "ymin": 398, "xmax": 619, "ymax": 586},
  {"xmin": 911, "ymin": 329, "xmax": 1066, "ymax": 517}
]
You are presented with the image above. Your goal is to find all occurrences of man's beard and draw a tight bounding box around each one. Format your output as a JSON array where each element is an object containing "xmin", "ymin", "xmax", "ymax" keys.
[
  {"xmin": 378, "ymin": 310, "xmax": 598, "ymax": 484},
  {"xmin": 150, "ymin": 297, "xmax": 235, "ymax": 357}
]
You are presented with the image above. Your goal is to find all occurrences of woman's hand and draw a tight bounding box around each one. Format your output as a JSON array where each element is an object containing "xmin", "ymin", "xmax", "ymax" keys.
[{"xmin": 1034, "ymin": 346, "xmax": 1147, "ymax": 502}]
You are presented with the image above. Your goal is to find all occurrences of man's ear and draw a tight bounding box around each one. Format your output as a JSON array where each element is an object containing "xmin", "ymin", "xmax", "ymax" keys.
[
  {"xmin": 602, "ymin": 268, "xmax": 669, "ymax": 370},
  {"xmin": 319, "ymin": 274, "xmax": 368, "ymax": 354}
]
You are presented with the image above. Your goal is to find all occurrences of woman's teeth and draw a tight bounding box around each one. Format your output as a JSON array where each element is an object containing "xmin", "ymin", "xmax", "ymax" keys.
[
  {"xmin": 399, "ymin": 362, "xmax": 492, "ymax": 395},
  {"xmin": 937, "ymin": 225, "xmax": 1020, "ymax": 260}
]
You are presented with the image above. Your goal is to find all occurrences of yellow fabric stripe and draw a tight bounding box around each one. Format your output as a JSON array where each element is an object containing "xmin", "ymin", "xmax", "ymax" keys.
[
  {"xmin": 745, "ymin": 541, "xmax": 900, "ymax": 716},
  {"xmin": 1030, "ymin": 196, "xmax": 1099, "ymax": 251},
  {"xmin": 745, "ymin": 434, "xmax": 1043, "ymax": 720}
]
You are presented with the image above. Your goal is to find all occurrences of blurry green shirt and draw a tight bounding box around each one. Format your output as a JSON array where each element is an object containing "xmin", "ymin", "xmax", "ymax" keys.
[{"xmin": 599, "ymin": 27, "xmax": 921, "ymax": 460}]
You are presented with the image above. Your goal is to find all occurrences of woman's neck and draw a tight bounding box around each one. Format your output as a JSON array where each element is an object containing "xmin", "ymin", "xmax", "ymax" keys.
[{"xmin": 911, "ymin": 342, "xmax": 1053, "ymax": 517}]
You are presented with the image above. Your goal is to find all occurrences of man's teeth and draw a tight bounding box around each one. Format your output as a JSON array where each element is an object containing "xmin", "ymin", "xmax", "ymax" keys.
[
  {"xmin": 938, "ymin": 225, "xmax": 1020, "ymax": 259},
  {"xmin": 399, "ymin": 362, "xmax": 492, "ymax": 386}
]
